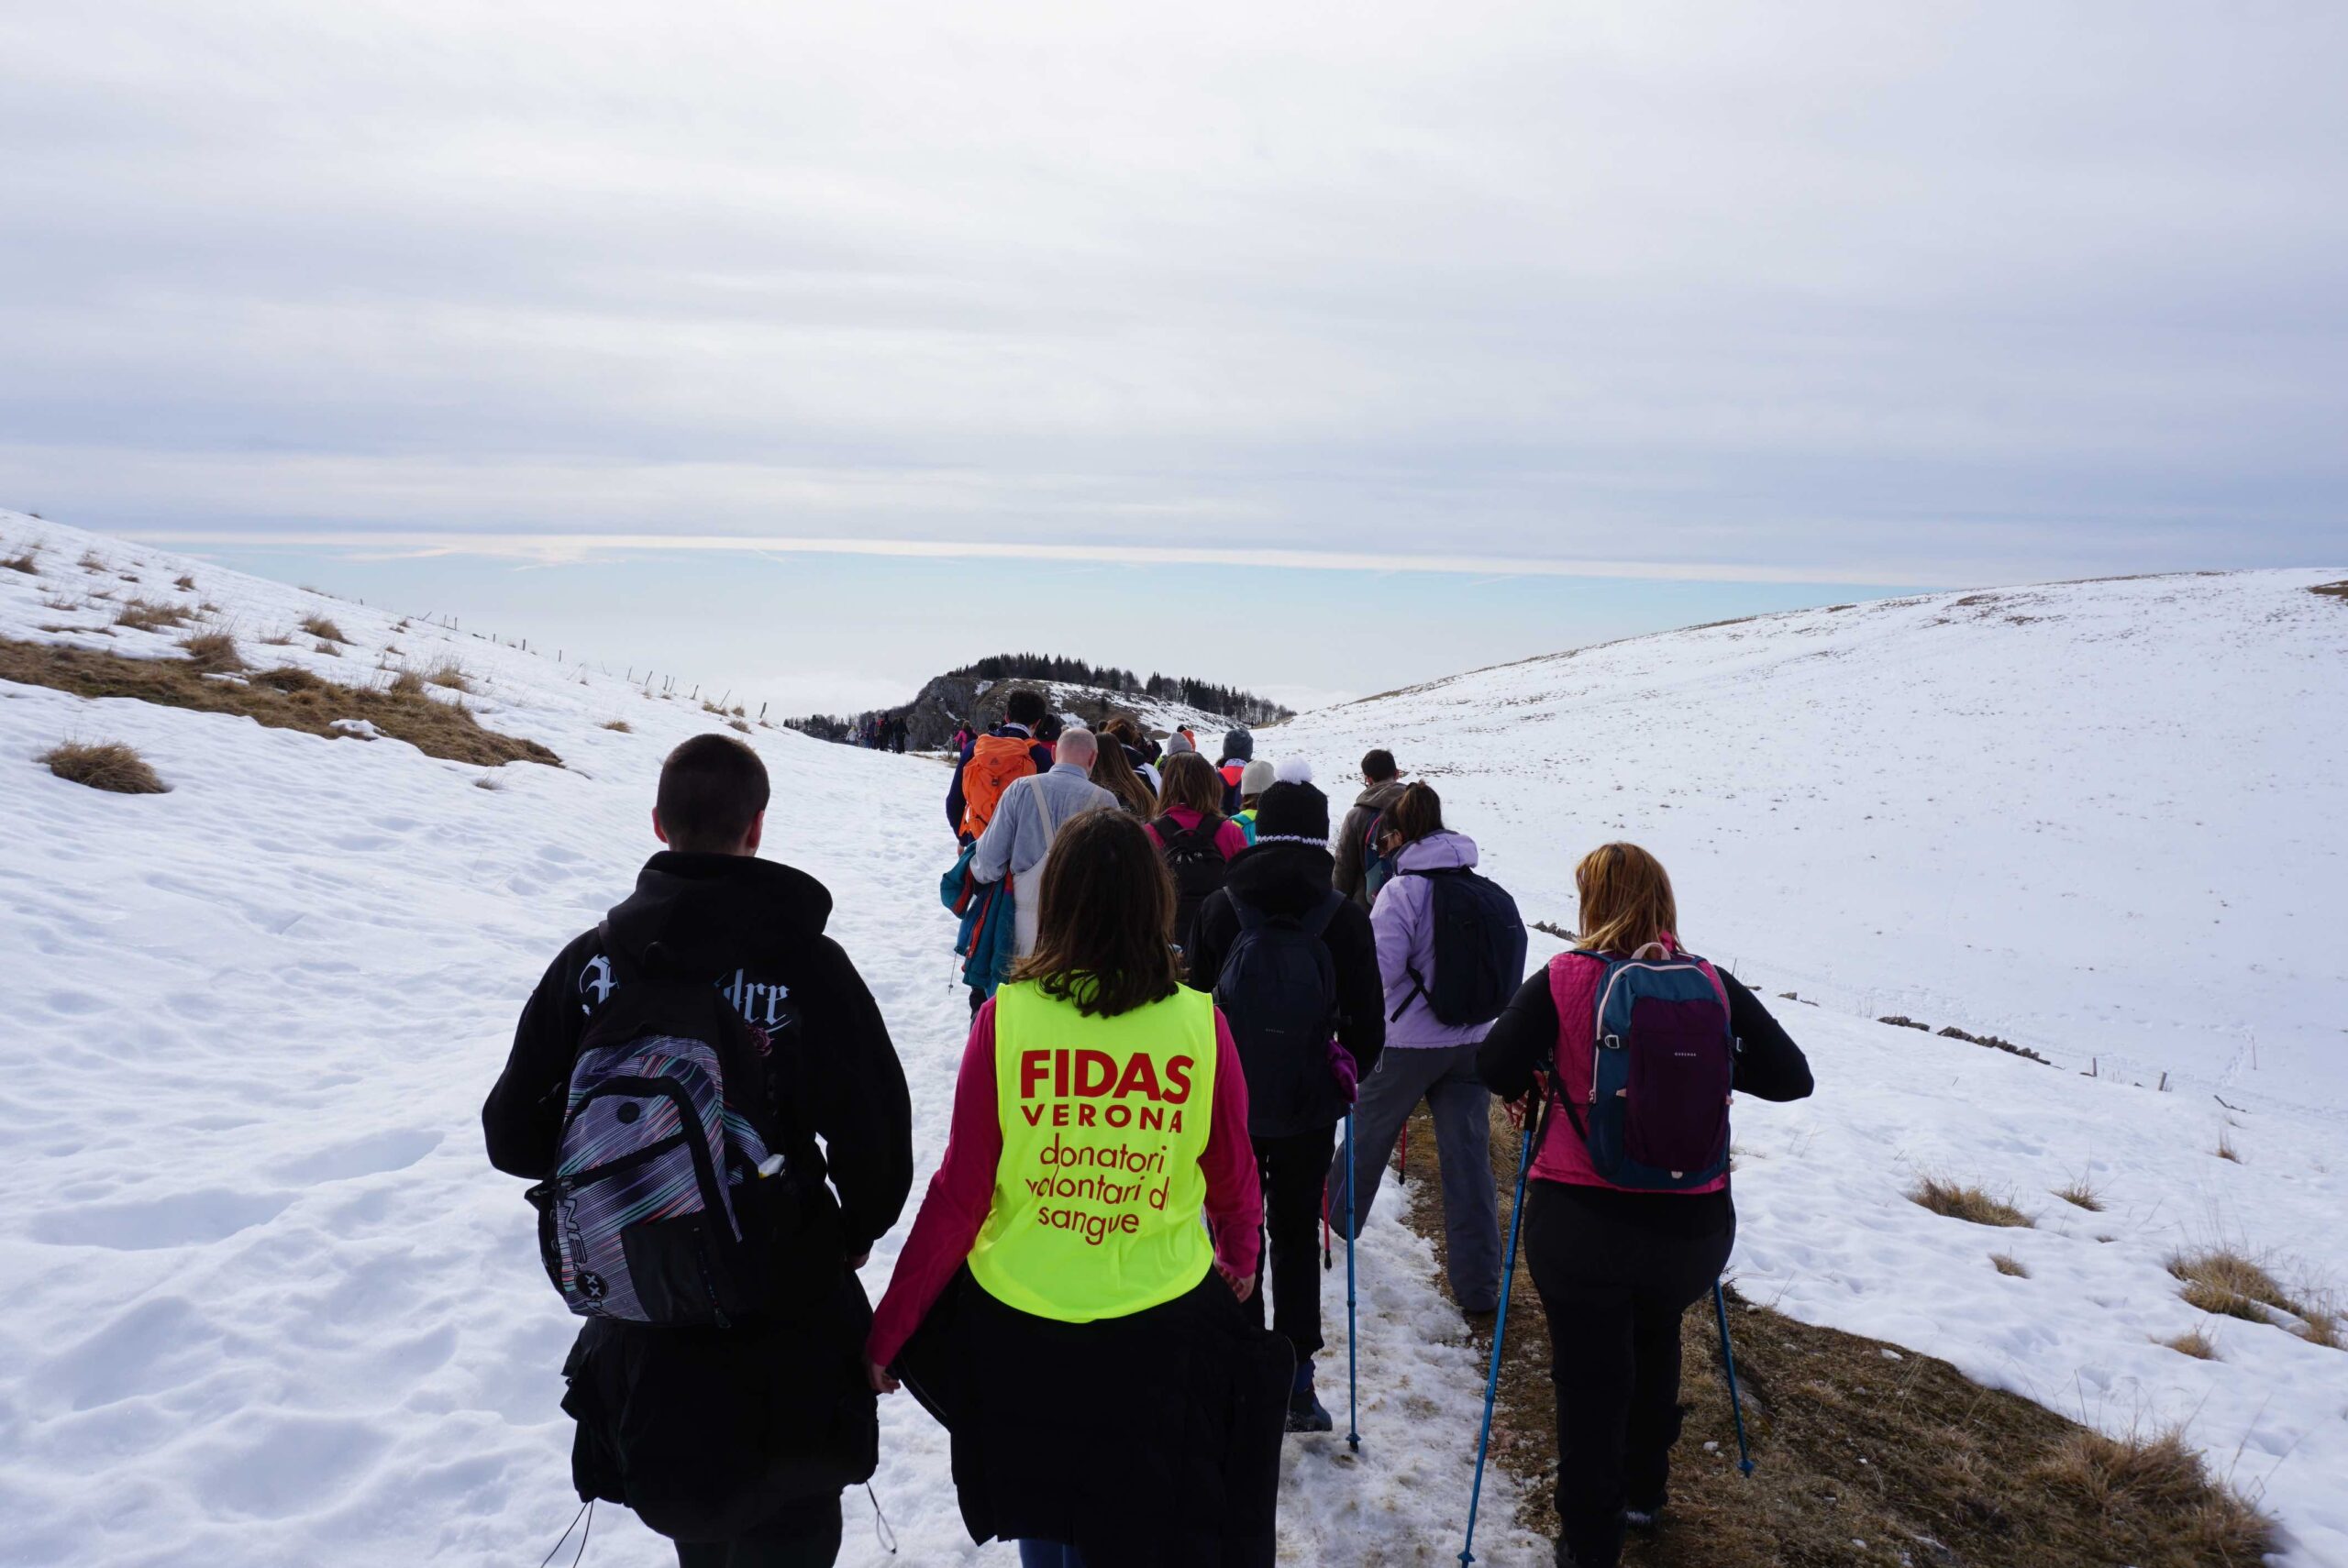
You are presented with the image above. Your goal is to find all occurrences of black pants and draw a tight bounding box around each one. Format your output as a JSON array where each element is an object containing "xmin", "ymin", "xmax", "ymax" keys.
[
  {"xmin": 673, "ymin": 1493, "xmax": 843, "ymax": 1568},
  {"xmin": 1522, "ymin": 1182, "xmax": 1733, "ymax": 1568},
  {"xmin": 1246, "ymin": 1124, "xmax": 1337, "ymax": 1364}
]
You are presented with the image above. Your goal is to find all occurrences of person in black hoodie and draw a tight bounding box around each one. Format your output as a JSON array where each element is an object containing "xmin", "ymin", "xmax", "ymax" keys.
[
  {"xmin": 1184, "ymin": 767, "xmax": 1385, "ymax": 1432},
  {"xmin": 483, "ymin": 734, "xmax": 914, "ymax": 1568}
]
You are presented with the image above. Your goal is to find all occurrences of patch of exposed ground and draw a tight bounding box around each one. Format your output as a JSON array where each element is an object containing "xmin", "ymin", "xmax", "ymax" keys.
[
  {"xmin": 0, "ymin": 637, "xmax": 559, "ymax": 768},
  {"xmin": 1392, "ymin": 1104, "xmax": 2272, "ymax": 1566}
]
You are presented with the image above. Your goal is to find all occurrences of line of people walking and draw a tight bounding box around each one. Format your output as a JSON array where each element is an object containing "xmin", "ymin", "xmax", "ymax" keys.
[{"xmin": 483, "ymin": 700, "xmax": 1813, "ymax": 1568}]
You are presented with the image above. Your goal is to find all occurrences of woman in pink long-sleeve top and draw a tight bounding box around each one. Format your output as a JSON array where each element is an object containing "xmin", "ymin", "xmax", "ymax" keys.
[{"xmin": 867, "ymin": 808, "xmax": 1290, "ymax": 1568}]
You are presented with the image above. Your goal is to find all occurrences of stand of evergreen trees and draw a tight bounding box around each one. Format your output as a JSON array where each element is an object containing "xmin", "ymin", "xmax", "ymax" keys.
[{"xmin": 947, "ymin": 653, "xmax": 1291, "ymax": 725}]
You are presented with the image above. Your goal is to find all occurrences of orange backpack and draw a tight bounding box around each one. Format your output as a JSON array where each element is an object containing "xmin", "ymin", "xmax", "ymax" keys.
[{"xmin": 959, "ymin": 734, "xmax": 1039, "ymax": 840}]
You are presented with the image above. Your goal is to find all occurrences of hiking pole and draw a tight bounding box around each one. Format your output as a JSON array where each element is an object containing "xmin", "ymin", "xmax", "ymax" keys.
[
  {"xmin": 1323, "ymin": 1195, "xmax": 1333, "ymax": 1272},
  {"xmin": 1345, "ymin": 1109, "xmax": 1360, "ymax": 1451},
  {"xmin": 1713, "ymin": 1281, "xmax": 1756, "ymax": 1476},
  {"xmin": 1460, "ymin": 1084, "xmax": 1542, "ymax": 1566}
]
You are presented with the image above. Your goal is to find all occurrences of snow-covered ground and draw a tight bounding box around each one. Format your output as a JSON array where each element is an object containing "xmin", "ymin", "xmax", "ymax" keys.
[
  {"xmin": 0, "ymin": 513, "xmax": 1543, "ymax": 1567},
  {"xmin": 1277, "ymin": 571, "xmax": 2348, "ymax": 1563},
  {"xmin": 5, "ymin": 514, "xmax": 2343, "ymax": 1563}
]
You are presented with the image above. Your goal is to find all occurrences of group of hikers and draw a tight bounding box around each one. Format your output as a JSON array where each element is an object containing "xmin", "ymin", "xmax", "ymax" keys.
[
  {"xmin": 857, "ymin": 712, "xmax": 910, "ymax": 752},
  {"xmin": 483, "ymin": 693, "xmax": 1814, "ymax": 1568}
]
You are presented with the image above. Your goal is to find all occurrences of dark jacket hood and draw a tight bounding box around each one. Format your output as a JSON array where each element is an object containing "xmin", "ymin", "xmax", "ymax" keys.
[
  {"xmin": 1224, "ymin": 841, "xmax": 1340, "ymax": 919},
  {"xmin": 605, "ymin": 851, "xmax": 834, "ymax": 978},
  {"xmin": 1352, "ymin": 778, "xmax": 1408, "ymax": 811}
]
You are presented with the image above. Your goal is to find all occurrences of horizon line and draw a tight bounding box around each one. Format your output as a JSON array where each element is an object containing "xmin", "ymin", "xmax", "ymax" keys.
[{"xmin": 119, "ymin": 527, "xmax": 1958, "ymax": 588}]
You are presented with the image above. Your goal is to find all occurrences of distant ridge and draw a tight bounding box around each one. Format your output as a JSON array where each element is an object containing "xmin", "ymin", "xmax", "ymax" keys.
[{"xmin": 790, "ymin": 652, "xmax": 1291, "ymax": 748}]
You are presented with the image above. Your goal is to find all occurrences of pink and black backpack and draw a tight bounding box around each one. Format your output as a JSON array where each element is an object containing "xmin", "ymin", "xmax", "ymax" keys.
[{"xmin": 1554, "ymin": 944, "xmax": 1737, "ymax": 1190}]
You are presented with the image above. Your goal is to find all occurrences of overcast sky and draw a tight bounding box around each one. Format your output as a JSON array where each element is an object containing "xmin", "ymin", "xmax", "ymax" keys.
[{"xmin": 3, "ymin": 2, "xmax": 2342, "ymax": 710}]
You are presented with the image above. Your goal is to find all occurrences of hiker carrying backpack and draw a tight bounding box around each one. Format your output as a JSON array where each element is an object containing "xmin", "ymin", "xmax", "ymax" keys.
[
  {"xmin": 1184, "ymin": 773, "xmax": 1386, "ymax": 1434},
  {"xmin": 1333, "ymin": 751, "xmax": 1408, "ymax": 908},
  {"xmin": 1474, "ymin": 841, "xmax": 1813, "ymax": 1568},
  {"xmin": 1148, "ymin": 751, "xmax": 1247, "ymax": 952},
  {"xmin": 482, "ymin": 736, "xmax": 915, "ymax": 1561},
  {"xmin": 1325, "ymin": 781, "xmax": 1518, "ymax": 1321}
]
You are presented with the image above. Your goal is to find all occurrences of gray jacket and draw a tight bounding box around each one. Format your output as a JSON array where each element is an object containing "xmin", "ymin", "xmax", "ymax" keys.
[
  {"xmin": 1334, "ymin": 778, "xmax": 1410, "ymax": 906},
  {"xmin": 972, "ymin": 764, "xmax": 1118, "ymax": 884}
]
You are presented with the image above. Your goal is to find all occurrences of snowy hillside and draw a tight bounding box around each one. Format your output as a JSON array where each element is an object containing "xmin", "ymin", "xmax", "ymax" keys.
[
  {"xmin": 4, "ymin": 514, "xmax": 2344, "ymax": 1565},
  {"xmin": 1277, "ymin": 570, "xmax": 2348, "ymax": 1562},
  {"xmin": 1282, "ymin": 572, "xmax": 2348, "ymax": 1105},
  {"xmin": 0, "ymin": 513, "xmax": 1545, "ymax": 1567}
]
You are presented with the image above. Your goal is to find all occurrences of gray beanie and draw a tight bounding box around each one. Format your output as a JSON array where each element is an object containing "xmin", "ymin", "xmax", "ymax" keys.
[{"xmin": 1162, "ymin": 731, "xmax": 1196, "ymax": 756}]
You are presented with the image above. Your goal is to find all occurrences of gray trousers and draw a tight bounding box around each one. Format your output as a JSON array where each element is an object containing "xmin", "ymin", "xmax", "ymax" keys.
[{"xmin": 1324, "ymin": 1040, "xmax": 1502, "ymax": 1314}]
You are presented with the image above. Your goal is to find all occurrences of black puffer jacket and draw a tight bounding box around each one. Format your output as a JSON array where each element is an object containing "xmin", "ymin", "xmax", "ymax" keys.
[
  {"xmin": 1185, "ymin": 841, "xmax": 1386, "ymax": 1136},
  {"xmin": 482, "ymin": 852, "xmax": 914, "ymax": 1540}
]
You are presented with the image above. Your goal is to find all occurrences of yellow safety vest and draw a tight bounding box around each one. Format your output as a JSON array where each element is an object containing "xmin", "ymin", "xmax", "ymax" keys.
[{"xmin": 968, "ymin": 978, "xmax": 1218, "ymax": 1322}]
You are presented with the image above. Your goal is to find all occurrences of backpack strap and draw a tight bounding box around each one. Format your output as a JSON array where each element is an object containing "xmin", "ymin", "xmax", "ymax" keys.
[{"xmin": 1298, "ymin": 889, "xmax": 1343, "ymax": 940}]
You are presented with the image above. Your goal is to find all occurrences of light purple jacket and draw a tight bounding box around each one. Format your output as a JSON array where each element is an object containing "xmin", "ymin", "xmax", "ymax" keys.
[{"xmin": 1370, "ymin": 830, "xmax": 1493, "ymax": 1048}]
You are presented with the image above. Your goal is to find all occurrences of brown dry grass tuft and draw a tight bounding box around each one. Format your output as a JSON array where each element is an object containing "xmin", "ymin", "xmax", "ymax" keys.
[
  {"xmin": 1911, "ymin": 1176, "xmax": 2034, "ymax": 1228},
  {"xmin": 2169, "ymin": 1249, "xmax": 2302, "ymax": 1324},
  {"xmin": 425, "ymin": 657, "xmax": 471, "ymax": 692},
  {"xmin": 114, "ymin": 596, "xmax": 193, "ymax": 632},
  {"xmin": 1992, "ymin": 1253, "xmax": 2030, "ymax": 1277},
  {"xmin": 2296, "ymin": 1303, "xmax": 2341, "ymax": 1350},
  {"xmin": 2162, "ymin": 1328, "xmax": 2220, "ymax": 1360},
  {"xmin": 2055, "ymin": 1178, "xmax": 2106, "ymax": 1211},
  {"xmin": 39, "ymin": 739, "xmax": 167, "ymax": 794},
  {"xmin": 0, "ymin": 637, "xmax": 559, "ymax": 769},
  {"xmin": 2215, "ymin": 1129, "xmax": 2242, "ymax": 1164},
  {"xmin": 173, "ymin": 572, "xmax": 196, "ymax": 591},
  {"xmin": 314, "ymin": 640, "xmax": 340, "ymax": 657},
  {"xmin": 2034, "ymin": 1428, "xmax": 2272, "ymax": 1565},
  {"xmin": 177, "ymin": 629, "xmax": 246, "ymax": 671},
  {"xmin": 386, "ymin": 668, "xmax": 427, "ymax": 698},
  {"xmin": 3, "ymin": 547, "xmax": 38, "ymax": 574},
  {"xmin": 1405, "ymin": 1106, "xmax": 2277, "ymax": 1568},
  {"xmin": 601, "ymin": 718, "xmax": 631, "ymax": 733},
  {"xmin": 728, "ymin": 717, "xmax": 751, "ymax": 734},
  {"xmin": 299, "ymin": 613, "xmax": 346, "ymax": 643},
  {"xmin": 2310, "ymin": 580, "xmax": 2348, "ymax": 601},
  {"xmin": 78, "ymin": 549, "xmax": 105, "ymax": 570}
]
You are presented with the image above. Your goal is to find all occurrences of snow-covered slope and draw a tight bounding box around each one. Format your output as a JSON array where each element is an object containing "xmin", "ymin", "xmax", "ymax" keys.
[
  {"xmin": 6, "ymin": 514, "xmax": 2344, "ymax": 1564},
  {"xmin": 0, "ymin": 513, "xmax": 1544, "ymax": 1567},
  {"xmin": 1281, "ymin": 571, "xmax": 2348, "ymax": 1105},
  {"xmin": 1276, "ymin": 570, "xmax": 2348, "ymax": 1563}
]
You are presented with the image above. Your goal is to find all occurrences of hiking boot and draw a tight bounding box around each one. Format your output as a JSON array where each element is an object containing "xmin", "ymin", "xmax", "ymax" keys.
[{"xmin": 1286, "ymin": 1363, "xmax": 1335, "ymax": 1433}]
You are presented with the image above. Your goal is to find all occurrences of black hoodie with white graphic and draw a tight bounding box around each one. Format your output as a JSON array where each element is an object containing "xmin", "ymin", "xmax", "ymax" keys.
[{"xmin": 483, "ymin": 852, "xmax": 914, "ymax": 1539}]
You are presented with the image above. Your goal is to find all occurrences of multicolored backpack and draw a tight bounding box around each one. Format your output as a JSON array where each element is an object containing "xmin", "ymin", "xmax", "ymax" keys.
[
  {"xmin": 527, "ymin": 930, "xmax": 837, "ymax": 1325},
  {"xmin": 1557, "ymin": 944, "xmax": 1736, "ymax": 1191}
]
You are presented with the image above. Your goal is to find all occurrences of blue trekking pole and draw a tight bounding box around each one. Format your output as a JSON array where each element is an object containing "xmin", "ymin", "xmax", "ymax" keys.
[
  {"xmin": 1345, "ymin": 1110, "xmax": 1360, "ymax": 1451},
  {"xmin": 1460, "ymin": 1084, "xmax": 1542, "ymax": 1566},
  {"xmin": 1713, "ymin": 1281, "xmax": 1756, "ymax": 1476}
]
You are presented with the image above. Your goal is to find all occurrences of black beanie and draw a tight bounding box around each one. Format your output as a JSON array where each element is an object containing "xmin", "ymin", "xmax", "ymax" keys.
[
  {"xmin": 1253, "ymin": 778, "xmax": 1330, "ymax": 845},
  {"xmin": 1222, "ymin": 728, "xmax": 1255, "ymax": 762}
]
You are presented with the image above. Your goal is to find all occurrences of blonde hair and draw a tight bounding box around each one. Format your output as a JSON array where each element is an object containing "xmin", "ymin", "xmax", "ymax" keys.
[{"xmin": 1574, "ymin": 842, "xmax": 1678, "ymax": 956}]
